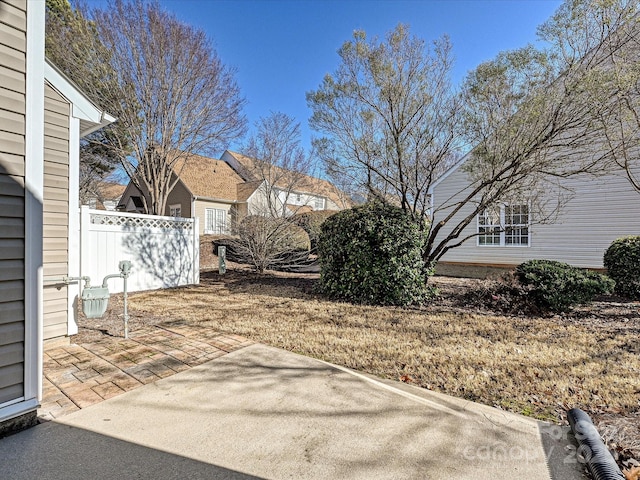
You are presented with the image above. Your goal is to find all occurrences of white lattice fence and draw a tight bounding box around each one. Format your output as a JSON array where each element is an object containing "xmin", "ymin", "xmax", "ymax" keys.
[{"xmin": 80, "ymin": 206, "xmax": 199, "ymax": 293}]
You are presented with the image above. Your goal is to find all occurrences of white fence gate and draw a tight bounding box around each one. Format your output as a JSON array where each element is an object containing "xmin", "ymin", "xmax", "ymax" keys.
[{"xmin": 80, "ymin": 206, "xmax": 199, "ymax": 294}]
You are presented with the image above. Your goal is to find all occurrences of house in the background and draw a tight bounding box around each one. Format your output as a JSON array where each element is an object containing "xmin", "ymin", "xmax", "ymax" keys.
[
  {"xmin": 0, "ymin": 0, "xmax": 114, "ymax": 434},
  {"xmin": 429, "ymin": 153, "xmax": 640, "ymax": 278},
  {"xmin": 118, "ymin": 150, "xmax": 351, "ymax": 235},
  {"xmin": 222, "ymin": 150, "xmax": 351, "ymax": 215},
  {"xmin": 118, "ymin": 152, "xmax": 246, "ymax": 234},
  {"xmin": 84, "ymin": 180, "xmax": 126, "ymax": 211}
]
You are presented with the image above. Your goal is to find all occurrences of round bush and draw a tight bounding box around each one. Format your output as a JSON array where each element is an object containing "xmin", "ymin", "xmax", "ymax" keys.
[
  {"xmin": 515, "ymin": 259, "xmax": 614, "ymax": 312},
  {"xmin": 318, "ymin": 202, "xmax": 431, "ymax": 306},
  {"xmin": 292, "ymin": 210, "xmax": 337, "ymax": 250},
  {"xmin": 604, "ymin": 236, "xmax": 640, "ymax": 299}
]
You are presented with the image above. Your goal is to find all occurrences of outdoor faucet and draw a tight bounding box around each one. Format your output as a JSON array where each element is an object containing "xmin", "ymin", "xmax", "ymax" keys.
[{"xmin": 63, "ymin": 275, "xmax": 92, "ymax": 289}]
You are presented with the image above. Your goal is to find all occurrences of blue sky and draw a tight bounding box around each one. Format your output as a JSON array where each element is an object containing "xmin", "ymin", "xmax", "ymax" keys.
[{"xmin": 89, "ymin": 0, "xmax": 563, "ymax": 154}]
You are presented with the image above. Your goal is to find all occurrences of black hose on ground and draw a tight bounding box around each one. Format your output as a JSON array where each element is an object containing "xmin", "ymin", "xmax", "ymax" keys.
[{"xmin": 567, "ymin": 408, "xmax": 626, "ymax": 480}]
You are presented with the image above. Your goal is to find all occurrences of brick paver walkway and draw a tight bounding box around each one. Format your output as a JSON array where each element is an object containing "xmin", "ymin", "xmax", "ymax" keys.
[{"xmin": 39, "ymin": 322, "xmax": 253, "ymax": 421}]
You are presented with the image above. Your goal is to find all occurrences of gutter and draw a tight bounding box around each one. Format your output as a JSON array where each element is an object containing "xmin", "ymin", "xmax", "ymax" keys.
[
  {"xmin": 192, "ymin": 195, "xmax": 244, "ymax": 204},
  {"xmin": 79, "ymin": 111, "xmax": 117, "ymax": 137}
]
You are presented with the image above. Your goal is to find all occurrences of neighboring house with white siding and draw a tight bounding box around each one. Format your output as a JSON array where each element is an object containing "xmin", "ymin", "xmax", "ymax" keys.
[
  {"xmin": 0, "ymin": 0, "xmax": 114, "ymax": 434},
  {"xmin": 429, "ymin": 154, "xmax": 640, "ymax": 277},
  {"xmin": 222, "ymin": 150, "xmax": 350, "ymax": 215},
  {"xmin": 119, "ymin": 150, "xmax": 351, "ymax": 234}
]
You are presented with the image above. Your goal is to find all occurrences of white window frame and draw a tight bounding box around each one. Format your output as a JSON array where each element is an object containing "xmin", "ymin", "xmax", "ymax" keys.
[
  {"xmin": 314, "ymin": 196, "xmax": 325, "ymax": 210},
  {"xmin": 504, "ymin": 204, "xmax": 529, "ymax": 246},
  {"xmin": 205, "ymin": 208, "xmax": 227, "ymax": 234},
  {"xmin": 169, "ymin": 203, "xmax": 182, "ymax": 217},
  {"xmin": 477, "ymin": 203, "xmax": 530, "ymax": 247},
  {"xmin": 477, "ymin": 205, "xmax": 501, "ymax": 246}
]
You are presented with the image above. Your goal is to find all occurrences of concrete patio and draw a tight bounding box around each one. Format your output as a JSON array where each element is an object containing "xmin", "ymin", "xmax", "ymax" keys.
[{"xmin": 0, "ymin": 324, "xmax": 586, "ymax": 479}]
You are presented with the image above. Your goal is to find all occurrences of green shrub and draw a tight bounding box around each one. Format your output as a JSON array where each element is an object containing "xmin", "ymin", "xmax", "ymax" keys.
[
  {"xmin": 515, "ymin": 260, "xmax": 614, "ymax": 312},
  {"xmin": 318, "ymin": 202, "xmax": 432, "ymax": 306},
  {"xmin": 292, "ymin": 210, "xmax": 338, "ymax": 250},
  {"xmin": 603, "ymin": 236, "xmax": 640, "ymax": 299}
]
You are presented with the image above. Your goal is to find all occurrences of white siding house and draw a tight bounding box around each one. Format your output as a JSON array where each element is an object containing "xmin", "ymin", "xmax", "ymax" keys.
[
  {"xmin": 221, "ymin": 150, "xmax": 349, "ymax": 213},
  {"xmin": 430, "ymin": 157, "xmax": 640, "ymax": 276}
]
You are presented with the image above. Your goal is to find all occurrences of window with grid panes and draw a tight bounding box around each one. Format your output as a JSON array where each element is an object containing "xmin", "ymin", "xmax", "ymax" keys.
[
  {"xmin": 478, "ymin": 206, "xmax": 501, "ymax": 245},
  {"xmin": 205, "ymin": 208, "xmax": 227, "ymax": 234},
  {"xmin": 169, "ymin": 204, "xmax": 182, "ymax": 217},
  {"xmin": 477, "ymin": 204, "xmax": 529, "ymax": 246},
  {"xmin": 504, "ymin": 204, "xmax": 529, "ymax": 245}
]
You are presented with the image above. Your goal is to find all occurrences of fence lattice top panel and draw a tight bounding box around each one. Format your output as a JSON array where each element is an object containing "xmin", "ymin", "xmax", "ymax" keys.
[{"xmin": 90, "ymin": 212, "xmax": 193, "ymax": 230}]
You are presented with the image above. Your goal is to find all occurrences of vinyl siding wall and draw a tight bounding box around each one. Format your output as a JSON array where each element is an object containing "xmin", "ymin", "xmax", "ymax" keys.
[
  {"xmin": 432, "ymin": 162, "xmax": 640, "ymax": 270},
  {"xmin": 325, "ymin": 197, "xmax": 342, "ymax": 211},
  {"xmin": 195, "ymin": 199, "xmax": 236, "ymax": 235},
  {"xmin": 0, "ymin": 0, "xmax": 26, "ymax": 405},
  {"xmin": 42, "ymin": 83, "xmax": 69, "ymax": 340},
  {"xmin": 118, "ymin": 181, "xmax": 143, "ymax": 212},
  {"xmin": 119, "ymin": 178, "xmax": 194, "ymax": 218},
  {"xmin": 246, "ymin": 184, "xmax": 270, "ymax": 216},
  {"xmin": 164, "ymin": 180, "xmax": 192, "ymax": 218}
]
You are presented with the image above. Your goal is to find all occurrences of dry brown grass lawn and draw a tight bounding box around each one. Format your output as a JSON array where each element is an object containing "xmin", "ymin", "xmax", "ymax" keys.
[{"xmin": 110, "ymin": 269, "xmax": 640, "ymax": 432}]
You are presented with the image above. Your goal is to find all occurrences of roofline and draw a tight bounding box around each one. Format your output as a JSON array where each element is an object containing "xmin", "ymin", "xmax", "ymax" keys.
[
  {"xmin": 222, "ymin": 150, "xmax": 346, "ymax": 202},
  {"xmin": 44, "ymin": 59, "xmax": 116, "ymax": 136},
  {"xmin": 173, "ymin": 154, "xmax": 250, "ymax": 202},
  {"xmin": 193, "ymin": 195, "xmax": 245, "ymax": 204},
  {"xmin": 221, "ymin": 150, "xmax": 247, "ymax": 179},
  {"xmin": 427, "ymin": 151, "xmax": 472, "ymax": 195},
  {"xmin": 174, "ymin": 175, "xmax": 194, "ymax": 198}
]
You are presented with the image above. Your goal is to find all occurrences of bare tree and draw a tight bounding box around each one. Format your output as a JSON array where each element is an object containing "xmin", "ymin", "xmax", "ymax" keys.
[
  {"xmin": 228, "ymin": 113, "xmax": 316, "ymax": 272},
  {"xmin": 544, "ymin": 0, "xmax": 640, "ymax": 194},
  {"xmin": 92, "ymin": 0, "xmax": 246, "ymax": 215},
  {"xmin": 230, "ymin": 216, "xmax": 311, "ymax": 274},
  {"xmin": 428, "ymin": 47, "xmax": 601, "ymax": 262},
  {"xmin": 238, "ymin": 112, "xmax": 315, "ymax": 218},
  {"xmin": 46, "ymin": 0, "xmax": 128, "ymax": 201},
  {"xmin": 309, "ymin": 8, "xmax": 640, "ymax": 267},
  {"xmin": 307, "ymin": 24, "xmax": 460, "ymax": 222}
]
